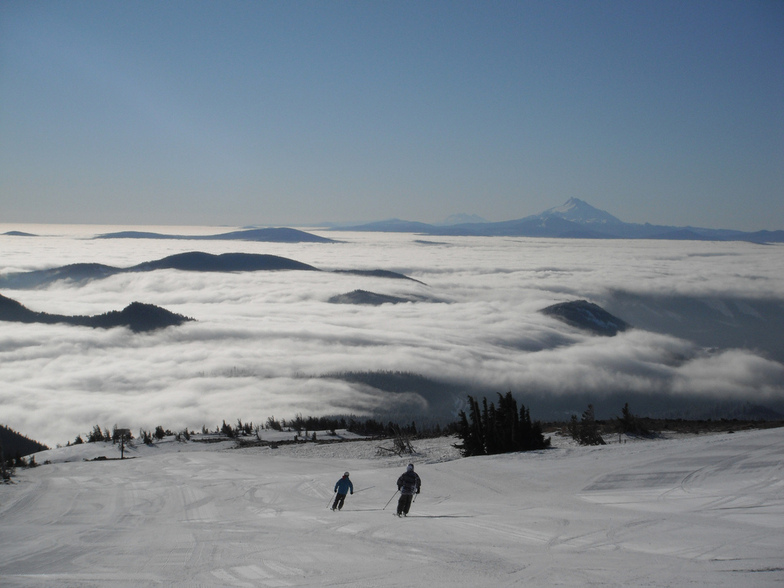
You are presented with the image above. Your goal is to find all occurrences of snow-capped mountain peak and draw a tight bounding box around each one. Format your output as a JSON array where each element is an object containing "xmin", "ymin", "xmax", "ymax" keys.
[{"xmin": 539, "ymin": 197, "xmax": 623, "ymax": 225}]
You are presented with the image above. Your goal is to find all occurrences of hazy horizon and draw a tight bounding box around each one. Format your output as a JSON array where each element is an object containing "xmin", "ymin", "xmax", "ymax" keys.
[{"xmin": 2, "ymin": 191, "xmax": 782, "ymax": 236}]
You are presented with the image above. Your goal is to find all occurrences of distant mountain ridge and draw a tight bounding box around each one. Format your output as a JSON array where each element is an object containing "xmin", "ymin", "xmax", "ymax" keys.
[
  {"xmin": 2, "ymin": 231, "xmax": 37, "ymax": 237},
  {"xmin": 0, "ymin": 294, "xmax": 192, "ymax": 332},
  {"xmin": 328, "ymin": 290, "xmax": 415, "ymax": 306},
  {"xmin": 130, "ymin": 252, "xmax": 317, "ymax": 273},
  {"xmin": 0, "ymin": 253, "xmax": 320, "ymax": 289},
  {"xmin": 0, "ymin": 252, "xmax": 421, "ymax": 289},
  {"xmin": 95, "ymin": 227, "xmax": 336, "ymax": 243},
  {"xmin": 328, "ymin": 289, "xmax": 442, "ymax": 305},
  {"xmin": 332, "ymin": 269, "xmax": 425, "ymax": 285},
  {"xmin": 335, "ymin": 198, "xmax": 784, "ymax": 243}
]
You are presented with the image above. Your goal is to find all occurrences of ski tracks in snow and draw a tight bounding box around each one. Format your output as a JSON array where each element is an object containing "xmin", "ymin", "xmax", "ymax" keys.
[
  {"xmin": 2, "ymin": 430, "xmax": 783, "ymax": 586},
  {"xmin": 209, "ymin": 560, "xmax": 305, "ymax": 588}
]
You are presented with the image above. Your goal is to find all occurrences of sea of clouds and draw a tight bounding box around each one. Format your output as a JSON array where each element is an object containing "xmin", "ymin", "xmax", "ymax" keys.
[{"xmin": 2, "ymin": 224, "xmax": 783, "ymax": 447}]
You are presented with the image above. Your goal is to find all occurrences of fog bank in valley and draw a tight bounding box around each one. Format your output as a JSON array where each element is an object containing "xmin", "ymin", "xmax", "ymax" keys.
[{"xmin": 1, "ymin": 225, "xmax": 783, "ymax": 447}]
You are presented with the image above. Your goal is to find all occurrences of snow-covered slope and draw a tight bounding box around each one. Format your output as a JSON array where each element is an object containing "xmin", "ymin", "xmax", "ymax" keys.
[{"xmin": 2, "ymin": 428, "xmax": 782, "ymax": 587}]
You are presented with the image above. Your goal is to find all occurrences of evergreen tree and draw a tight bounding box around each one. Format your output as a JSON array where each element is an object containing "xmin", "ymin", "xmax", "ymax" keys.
[
  {"xmin": 578, "ymin": 404, "xmax": 606, "ymax": 446},
  {"xmin": 567, "ymin": 415, "xmax": 579, "ymax": 441},
  {"xmin": 468, "ymin": 396, "xmax": 484, "ymax": 453},
  {"xmin": 88, "ymin": 425, "xmax": 105, "ymax": 443},
  {"xmin": 220, "ymin": 421, "xmax": 235, "ymax": 438},
  {"xmin": 494, "ymin": 392, "xmax": 517, "ymax": 453},
  {"xmin": 482, "ymin": 397, "xmax": 495, "ymax": 454},
  {"xmin": 0, "ymin": 439, "xmax": 11, "ymax": 482},
  {"xmin": 616, "ymin": 403, "xmax": 650, "ymax": 436},
  {"xmin": 455, "ymin": 409, "xmax": 481, "ymax": 457}
]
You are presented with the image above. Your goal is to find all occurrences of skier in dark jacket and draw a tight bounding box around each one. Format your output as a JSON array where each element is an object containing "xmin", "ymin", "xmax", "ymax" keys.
[
  {"xmin": 396, "ymin": 463, "xmax": 421, "ymax": 517},
  {"xmin": 332, "ymin": 472, "xmax": 353, "ymax": 511}
]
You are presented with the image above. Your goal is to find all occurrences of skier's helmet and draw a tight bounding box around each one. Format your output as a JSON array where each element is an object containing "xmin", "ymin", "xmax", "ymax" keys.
[
  {"xmin": 407, "ymin": 463, "xmax": 414, "ymax": 472},
  {"xmin": 344, "ymin": 471, "xmax": 350, "ymax": 477}
]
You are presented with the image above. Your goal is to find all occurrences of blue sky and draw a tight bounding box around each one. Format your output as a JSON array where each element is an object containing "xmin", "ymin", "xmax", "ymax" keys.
[{"xmin": 1, "ymin": 1, "xmax": 782, "ymax": 230}]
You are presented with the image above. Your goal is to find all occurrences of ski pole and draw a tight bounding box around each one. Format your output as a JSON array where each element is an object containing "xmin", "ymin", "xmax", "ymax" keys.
[
  {"xmin": 327, "ymin": 493, "xmax": 335, "ymax": 509},
  {"xmin": 353, "ymin": 486, "xmax": 375, "ymax": 494},
  {"xmin": 383, "ymin": 490, "xmax": 399, "ymax": 510}
]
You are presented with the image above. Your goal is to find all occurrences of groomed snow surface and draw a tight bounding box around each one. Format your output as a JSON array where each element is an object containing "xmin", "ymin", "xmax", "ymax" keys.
[{"xmin": 2, "ymin": 428, "xmax": 783, "ymax": 587}]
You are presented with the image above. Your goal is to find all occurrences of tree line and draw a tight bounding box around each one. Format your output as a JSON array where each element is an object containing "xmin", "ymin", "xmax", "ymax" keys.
[
  {"xmin": 17, "ymin": 394, "xmax": 675, "ymax": 470},
  {"xmin": 454, "ymin": 396, "xmax": 661, "ymax": 455},
  {"xmin": 565, "ymin": 402, "xmax": 654, "ymax": 446},
  {"xmin": 65, "ymin": 415, "xmax": 441, "ymax": 448}
]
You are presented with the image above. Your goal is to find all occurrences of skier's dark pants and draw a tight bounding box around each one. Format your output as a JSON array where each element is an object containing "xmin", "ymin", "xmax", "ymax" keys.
[
  {"xmin": 332, "ymin": 493, "xmax": 347, "ymax": 510},
  {"xmin": 397, "ymin": 494, "xmax": 413, "ymax": 515}
]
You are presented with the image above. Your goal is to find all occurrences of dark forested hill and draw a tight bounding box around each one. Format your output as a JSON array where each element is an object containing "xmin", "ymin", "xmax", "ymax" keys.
[
  {"xmin": 0, "ymin": 294, "xmax": 192, "ymax": 332},
  {"xmin": 0, "ymin": 253, "xmax": 320, "ymax": 289},
  {"xmin": 0, "ymin": 253, "xmax": 421, "ymax": 290},
  {"xmin": 332, "ymin": 269, "xmax": 425, "ymax": 284},
  {"xmin": 129, "ymin": 252, "xmax": 319, "ymax": 272},
  {"xmin": 328, "ymin": 290, "xmax": 414, "ymax": 305},
  {"xmin": 95, "ymin": 227, "xmax": 336, "ymax": 243},
  {"xmin": 0, "ymin": 424, "xmax": 49, "ymax": 459}
]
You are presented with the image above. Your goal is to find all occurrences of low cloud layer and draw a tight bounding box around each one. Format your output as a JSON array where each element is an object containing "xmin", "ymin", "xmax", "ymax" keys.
[{"xmin": 2, "ymin": 226, "xmax": 783, "ymax": 446}]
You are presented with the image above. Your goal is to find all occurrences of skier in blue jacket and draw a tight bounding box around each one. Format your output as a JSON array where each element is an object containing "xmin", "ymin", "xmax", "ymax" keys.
[
  {"xmin": 332, "ymin": 472, "xmax": 353, "ymax": 511},
  {"xmin": 396, "ymin": 463, "xmax": 421, "ymax": 517}
]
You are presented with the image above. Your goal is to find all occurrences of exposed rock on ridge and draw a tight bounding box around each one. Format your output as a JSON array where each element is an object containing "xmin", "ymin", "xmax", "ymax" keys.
[{"xmin": 540, "ymin": 300, "xmax": 631, "ymax": 336}]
